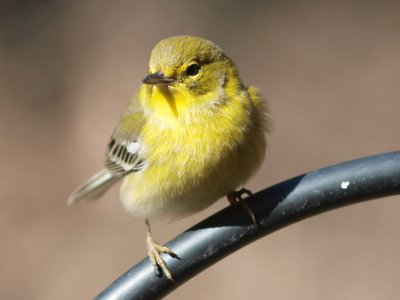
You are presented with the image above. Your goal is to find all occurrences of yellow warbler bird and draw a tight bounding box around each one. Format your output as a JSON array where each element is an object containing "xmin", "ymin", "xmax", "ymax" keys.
[{"xmin": 68, "ymin": 35, "xmax": 271, "ymax": 282}]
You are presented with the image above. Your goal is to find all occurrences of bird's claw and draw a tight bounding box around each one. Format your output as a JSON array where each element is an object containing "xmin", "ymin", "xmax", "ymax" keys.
[
  {"xmin": 227, "ymin": 188, "xmax": 258, "ymax": 226},
  {"xmin": 146, "ymin": 232, "xmax": 177, "ymax": 283}
]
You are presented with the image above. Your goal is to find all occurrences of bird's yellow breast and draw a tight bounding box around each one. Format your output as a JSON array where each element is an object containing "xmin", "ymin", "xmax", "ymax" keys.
[{"xmin": 120, "ymin": 83, "xmax": 267, "ymax": 220}]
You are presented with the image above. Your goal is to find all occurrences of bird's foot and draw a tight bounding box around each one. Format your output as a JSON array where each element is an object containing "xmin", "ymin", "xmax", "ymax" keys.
[
  {"xmin": 146, "ymin": 232, "xmax": 178, "ymax": 283},
  {"xmin": 227, "ymin": 188, "xmax": 257, "ymax": 226}
]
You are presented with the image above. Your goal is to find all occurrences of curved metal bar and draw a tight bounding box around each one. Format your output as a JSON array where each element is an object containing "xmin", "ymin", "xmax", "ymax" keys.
[{"xmin": 95, "ymin": 151, "xmax": 400, "ymax": 300}]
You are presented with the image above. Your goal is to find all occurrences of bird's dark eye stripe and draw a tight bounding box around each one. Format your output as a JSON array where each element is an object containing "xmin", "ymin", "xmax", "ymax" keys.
[{"xmin": 186, "ymin": 64, "xmax": 200, "ymax": 76}]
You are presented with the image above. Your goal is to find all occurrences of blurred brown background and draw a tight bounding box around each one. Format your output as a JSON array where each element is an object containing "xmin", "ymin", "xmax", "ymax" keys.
[{"xmin": 1, "ymin": 1, "xmax": 400, "ymax": 299}]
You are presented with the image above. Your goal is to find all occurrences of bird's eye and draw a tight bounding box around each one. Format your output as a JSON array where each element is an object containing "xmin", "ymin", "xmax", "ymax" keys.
[{"xmin": 186, "ymin": 64, "xmax": 200, "ymax": 76}]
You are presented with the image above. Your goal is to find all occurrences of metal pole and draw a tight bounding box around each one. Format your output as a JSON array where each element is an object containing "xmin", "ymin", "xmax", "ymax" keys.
[{"xmin": 95, "ymin": 151, "xmax": 400, "ymax": 300}]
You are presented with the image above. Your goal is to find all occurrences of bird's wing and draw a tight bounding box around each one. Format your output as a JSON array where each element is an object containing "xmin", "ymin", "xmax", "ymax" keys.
[
  {"xmin": 104, "ymin": 96, "xmax": 147, "ymax": 175},
  {"xmin": 68, "ymin": 96, "xmax": 146, "ymax": 205}
]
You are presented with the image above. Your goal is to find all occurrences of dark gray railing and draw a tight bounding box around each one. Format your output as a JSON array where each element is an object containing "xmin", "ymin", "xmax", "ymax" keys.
[{"xmin": 95, "ymin": 151, "xmax": 400, "ymax": 300}]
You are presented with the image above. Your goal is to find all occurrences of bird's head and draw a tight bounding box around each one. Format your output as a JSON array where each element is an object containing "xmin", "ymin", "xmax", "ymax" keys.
[{"xmin": 140, "ymin": 36, "xmax": 241, "ymax": 119}]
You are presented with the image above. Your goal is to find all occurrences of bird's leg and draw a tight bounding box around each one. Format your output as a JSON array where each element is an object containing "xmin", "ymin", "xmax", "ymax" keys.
[
  {"xmin": 227, "ymin": 188, "xmax": 257, "ymax": 226},
  {"xmin": 145, "ymin": 220, "xmax": 177, "ymax": 283}
]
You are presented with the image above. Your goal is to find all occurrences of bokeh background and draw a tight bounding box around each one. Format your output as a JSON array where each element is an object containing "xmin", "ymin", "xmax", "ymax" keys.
[{"xmin": 1, "ymin": 1, "xmax": 400, "ymax": 299}]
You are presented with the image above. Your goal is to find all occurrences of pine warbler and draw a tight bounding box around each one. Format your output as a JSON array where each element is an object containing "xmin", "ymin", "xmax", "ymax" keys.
[{"xmin": 69, "ymin": 35, "xmax": 271, "ymax": 282}]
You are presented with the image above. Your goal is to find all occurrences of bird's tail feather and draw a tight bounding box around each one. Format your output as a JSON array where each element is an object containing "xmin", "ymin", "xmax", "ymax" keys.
[{"xmin": 67, "ymin": 169, "xmax": 121, "ymax": 205}]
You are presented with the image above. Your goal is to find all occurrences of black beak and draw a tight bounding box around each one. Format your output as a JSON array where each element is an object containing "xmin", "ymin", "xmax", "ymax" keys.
[{"xmin": 142, "ymin": 72, "xmax": 175, "ymax": 85}]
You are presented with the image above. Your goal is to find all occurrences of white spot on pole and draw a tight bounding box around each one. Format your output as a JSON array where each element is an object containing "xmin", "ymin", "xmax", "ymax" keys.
[{"xmin": 341, "ymin": 181, "xmax": 350, "ymax": 189}]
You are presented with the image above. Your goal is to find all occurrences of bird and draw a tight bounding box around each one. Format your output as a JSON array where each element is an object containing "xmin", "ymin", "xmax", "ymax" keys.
[{"xmin": 68, "ymin": 35, "xmax": 271, "ymax": 282}]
